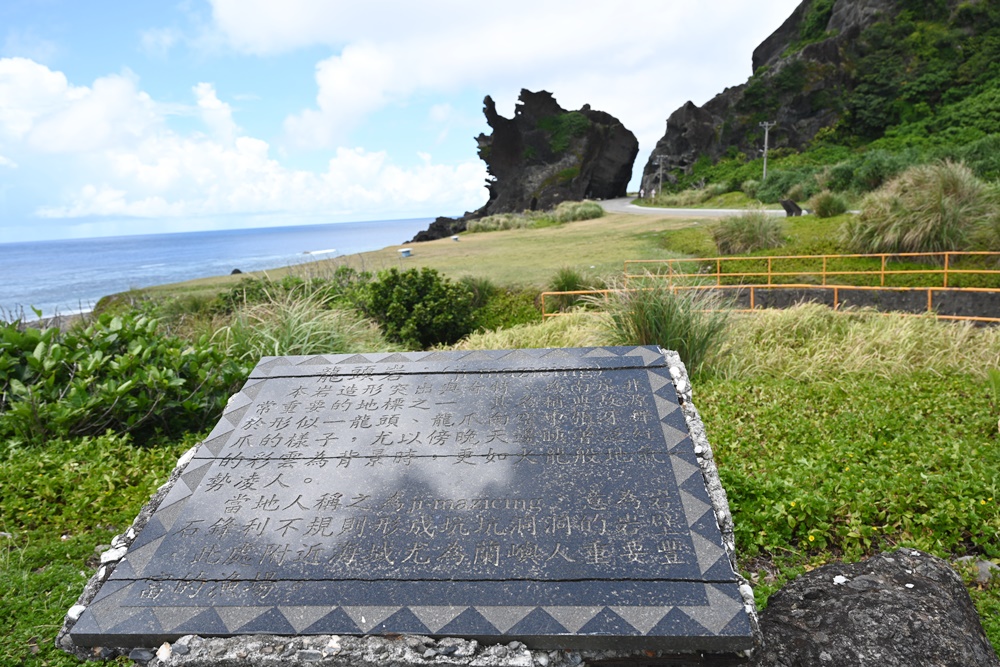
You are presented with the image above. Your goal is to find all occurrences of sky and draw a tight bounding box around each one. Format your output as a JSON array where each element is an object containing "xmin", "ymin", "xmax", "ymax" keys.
[{"xmin": 0, "ymin": 0, "xmax": 802, "ymax": 243}]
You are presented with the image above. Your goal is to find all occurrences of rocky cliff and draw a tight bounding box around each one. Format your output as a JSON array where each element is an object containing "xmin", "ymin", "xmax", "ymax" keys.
[
  {"xmin": 409, "ymin": 90, "xmax": 637, "ymax": 242},
  {"xmin": 640, "ymin": 0, "xmax": 906, "ymax": 190}
]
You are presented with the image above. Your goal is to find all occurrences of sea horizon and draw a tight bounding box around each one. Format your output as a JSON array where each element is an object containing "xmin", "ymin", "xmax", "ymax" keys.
[{"xmin": 0, "ymin": 217, "xmax": 434, "ymax": 319}]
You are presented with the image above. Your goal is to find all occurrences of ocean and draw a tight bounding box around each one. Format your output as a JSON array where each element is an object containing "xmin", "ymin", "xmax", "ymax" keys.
[{"xmin": 0, "ymin": 217, "xmax": 433, "ymax": 318}]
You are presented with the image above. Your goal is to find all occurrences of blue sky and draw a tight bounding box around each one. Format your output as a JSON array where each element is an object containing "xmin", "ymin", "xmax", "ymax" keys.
[{"xmin": 0, "ymin": 0, "xmax": 801, "ymax": 242}]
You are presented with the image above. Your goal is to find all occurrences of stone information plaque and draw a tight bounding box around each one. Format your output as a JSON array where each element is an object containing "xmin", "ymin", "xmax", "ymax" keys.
[{"xmin": 69, "ymin": 346, "xmax": 752, "ymax": 652}]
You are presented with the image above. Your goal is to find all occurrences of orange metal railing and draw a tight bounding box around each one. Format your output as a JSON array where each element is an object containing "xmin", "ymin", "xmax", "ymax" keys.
[
  {"xmin": 623, "ymin": 251, "xmax": 1000, "ymax": 289},
  {"xmin": 539, "ymin": 252, "xmax": 1000, "ymax": 324}
]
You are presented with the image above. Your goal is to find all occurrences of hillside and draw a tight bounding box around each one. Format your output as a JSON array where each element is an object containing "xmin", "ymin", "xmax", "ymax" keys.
[{"xmin": 641, "ymin": 0, "xmax": 1000, "ymax": 196}]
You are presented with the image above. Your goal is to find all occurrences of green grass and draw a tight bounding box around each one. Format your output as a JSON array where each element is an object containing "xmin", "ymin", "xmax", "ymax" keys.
[
  {"xmin": 5, "ymin": 209, "xmax": 1000, "ymax": 663},
  {"xmin": 656, "ymin": 212, "xmax": 1000, "ymax": 289},
  {"xmin": 1, "ymin": 431, "xmax": 197, "ymax": 666}
]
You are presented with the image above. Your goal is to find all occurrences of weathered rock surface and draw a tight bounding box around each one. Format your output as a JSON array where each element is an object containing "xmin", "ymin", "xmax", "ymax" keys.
[
  {"xmin": 640, "ymin": 0, "xmax": 898, "ymax": 190},
  {"xmin": 478, "ymin": 90, "xmax": 637, "ymax": 214},
  {"xmin": 407, "ymin": 215, "xmax": 470, "ymax": 243},
  {"xmin": 410, "ymin": 89, "xmax": 637, "ymax": 242},
  {"xmin": 750, "ymin": 549, "xmax": 1000, "ymax": 667}
]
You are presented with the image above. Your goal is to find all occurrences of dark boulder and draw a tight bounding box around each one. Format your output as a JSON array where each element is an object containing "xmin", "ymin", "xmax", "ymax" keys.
[
  {"xmin": 407, "ymin": 215, "xmax": 469, "ymax": 243},
  {"xmin": 751, "ymin": 549, "xmax": 1000, "ymax": 667},
  {"xmin": 779, "ymin": 199, "xmax": 802, "ymax": 217}
]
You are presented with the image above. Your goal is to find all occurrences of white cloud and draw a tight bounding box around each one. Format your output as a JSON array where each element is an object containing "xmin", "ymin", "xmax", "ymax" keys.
[
  {"xmin": 0, "ymin": 57, "xmax": 487, "ymax": 223},
  {"xmin": 37, "ymin": 139, "xmax": 487, "ymax": 219},
  {"xmin": 0, "ymin": 155, "xmax": 16, "ymax": 168},
  {"xmin": 2, "ymin": 28, "xmax": 59, "ymax": 64},
  {"xmin": 207, "ymin": 1, "xmax": 801, "ymax": 152},
  {"xmin": 140, "ymin": 27, "xmax": 181, "ymax": 58},
  {"xmin": 0, "ymin": 58, "xmax": 85, "ymax": 140},
  {"xmin": 193, "ymin": 82, "xmax": 238, "ymax": 144},
  {"xmin": 27, "ymin": 72, "xmax": 160, "ymax": 153}
]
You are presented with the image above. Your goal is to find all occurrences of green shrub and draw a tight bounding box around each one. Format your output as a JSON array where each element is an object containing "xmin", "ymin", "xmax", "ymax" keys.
[
  {"xmin": 595, "ymin": 284, "xmax": 731, "ymax": 379},
  {"xmin": 217, "ymin": 292, "xmax": 398, "ymax": 363},
  {"xmin": 757, "ymin": 169, "xmax": 820, "ymax": 203},
  {"xmin": 842, "ymin": 160, "xmax": 1000, "ymax": 253},
  {"xmin": 469, "ymin": 287, "xmax": 543, "ymax": 332},
  {"xmin": 458, "ymin": 276, "xmax": 498, "ymax": 311},
  {"xmin": 0, "ymin": 313, "xmax": 244, "ymax": 444},
  {"xmin": 538, "ymin": 112, "xmax": 591, "ymax": 153},
  {"xmin": 742, "ymin": 179, "xmax": 761, "ymax": 199},
  {"xmin": 358, "ymin": 268, "xmax": 475, "ymax": 349},
  {"xmin": 810, "ymin": 190, "xmax": 849, "ymax": 218},
  {"xmin": 713, "ymin": 210, "xmax": 786, "ymax": 255}
]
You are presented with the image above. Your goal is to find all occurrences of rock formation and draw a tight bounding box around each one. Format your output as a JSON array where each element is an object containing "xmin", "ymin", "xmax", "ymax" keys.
[
  {"xmin": 477, "ymin": 90, "xmax": 638, "ymax": 214},
  {"xmin": 409, "ymin": 90, "xmax": 637, "ymax": 242},
  {"xmin": 640, "ymin": 0, "xmax": 899, "ymax": 191},
  {"xmin": 750, "ymin": 549, "xmax": 1000, "ymax": 666}
]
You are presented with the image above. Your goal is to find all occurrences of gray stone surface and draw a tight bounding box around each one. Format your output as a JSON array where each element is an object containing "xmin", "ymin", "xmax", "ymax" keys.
[
  {"xmin": 62, "ymin": 347, "xmax": 753, "ymax": 657},
  {"xmin": 749, "ymin": 549, "xmax": 1000, "ymax": 667}
]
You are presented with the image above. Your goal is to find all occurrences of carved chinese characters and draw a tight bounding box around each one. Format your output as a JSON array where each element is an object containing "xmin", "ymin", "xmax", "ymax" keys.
[{"xmin": 70, "ymin": 347, "xmax": 752, "ymax": 652}]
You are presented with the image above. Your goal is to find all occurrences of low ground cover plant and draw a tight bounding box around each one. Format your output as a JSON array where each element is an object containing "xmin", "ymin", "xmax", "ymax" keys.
[{"xmin": 2, "ymin": 301, "xmax": 999, "ymax": 664}]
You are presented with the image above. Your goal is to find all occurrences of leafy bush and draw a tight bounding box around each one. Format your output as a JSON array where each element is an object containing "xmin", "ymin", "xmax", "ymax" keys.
[
  {"xmin": 742, "ymin": 179, "xmax": 760, "ymax": 198},
  {"xmin": 809, "ymin": 190, "xmax": 849, "ymax": 218},
  {"xmin": 358, "ymin": 267, "xmax": 475, "ymax": 349},
  {"xmin": 713, "ymin": 210, "xmax": 786, "ymax": 254},
  {"xmin": 216, "ymin": 292, "xmax": 399, "ymax": 363},
  {"xmin": 468, "ymin": 288, "xmax": 543, "ymax": 332},
  {"xmin": 757, "ymin": 168, "xmax": 820, "ymax": 203},
  {"xmin": 595, "ymin": 284, "xmax": 731, "ymax": 379},
  {"xmin": 0, "ymin": 313, "xmax": 244, "ymax": 444},
  {"xmin": 842, "ymin": 160, "xmax": 1000, "ymax": 253}
]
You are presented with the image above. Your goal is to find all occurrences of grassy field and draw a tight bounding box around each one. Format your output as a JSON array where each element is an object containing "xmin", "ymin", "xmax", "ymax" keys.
[
  {"xmin": 139, "ymin": 211, "xmax": 705, "ymax": 303},
  {"xmin": 3, "ymin": 209, "xmax": 999, "ymax": 664}
]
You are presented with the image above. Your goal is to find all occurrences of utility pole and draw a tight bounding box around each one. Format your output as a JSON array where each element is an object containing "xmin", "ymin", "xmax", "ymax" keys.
[
  {"xmin": 654, "ymin": 155, "xmax": 667, "ymax": 195},
  {"xmin": 759, "ymin": 121, "xmax": 776, "ymax": 181}
]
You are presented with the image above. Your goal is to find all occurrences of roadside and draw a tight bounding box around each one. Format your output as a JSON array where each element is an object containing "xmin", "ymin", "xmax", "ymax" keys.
[{"xmin": 599, "ymin": 197, "xmax": 786, "ymax": 217}]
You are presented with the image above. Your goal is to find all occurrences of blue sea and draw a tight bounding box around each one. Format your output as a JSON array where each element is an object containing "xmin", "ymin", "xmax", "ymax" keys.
[{"xmin": 0, "ymin": 218, "xmax": 433, "ymax": 318}]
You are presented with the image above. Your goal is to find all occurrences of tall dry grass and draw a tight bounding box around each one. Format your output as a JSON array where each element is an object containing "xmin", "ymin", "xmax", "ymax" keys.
[
  {"xmin": 843, "ymin": 160, "xmax": 1000, "ymax": 253},
  {"xmin": 594, "ymin": 284, "xmax": 731, "ymax": 379},
  {"xmin": 712, "ymin": 210, "xmax": 785, "ymax": 255},
  {"xmin": 216, "ymin": 291, "xmax": 399, "ymax": 363},
  {"xmin": 715, "ymin": 302, "xmax": 1000, "ymax": 381}
]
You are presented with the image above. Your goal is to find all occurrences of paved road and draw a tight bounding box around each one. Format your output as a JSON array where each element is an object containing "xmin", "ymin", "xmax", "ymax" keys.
[{"xmin": 600, "ymin": 197, "xmax": 787, "ymax": 218}]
